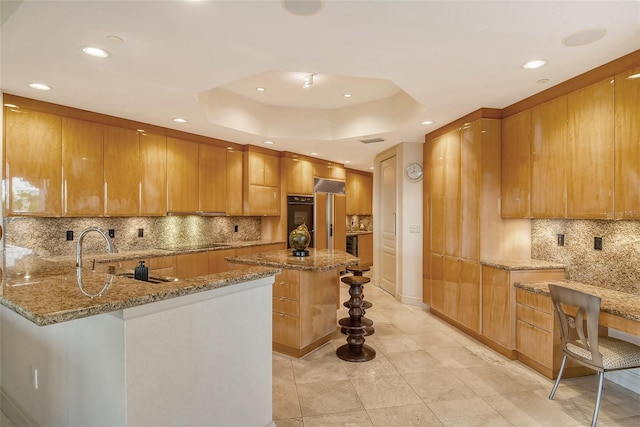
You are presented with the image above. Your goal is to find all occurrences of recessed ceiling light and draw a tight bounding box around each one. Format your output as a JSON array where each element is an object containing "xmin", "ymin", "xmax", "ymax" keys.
[
  {"xmin": 421, "ymin": 120, "xmax": 434, "ymax": 125},
  {"xmin": 173, "ymin": 118, "xmax": 188, "ymax": 123},
  {"xmin": 562, "ymin": 28, "xmax": 606, "ymax": 47},
  {"xmin": 310, "ymin": 152, "xmax": 319, "ymax": 156},
  {"xmin": 343, "ymin": 93, "xmax": 352, "ymax": 98},
  {"xmin": 369, "ymin": 166, "xmax": 374, "ymax": 170},
  {"xmin": 282, "ymin": 0, "xmax": 324, "ymax": 16},
  {"xmin": 522, "ymin": 59, "xmax": 547, "ymax": 70},
  {"xmin": 627, "ymin": 73, "xmax": 640, "ymax": 80},
  {"xmin": 344, "ymin": 160, "xmax": 351, "ymax": 164},
  {"xmin": 106, "ymin": 35, "xmax": 123, "ymax": 43},
  {"xmin": 263, "ymin": 140, "xmax": 274, "ymax": 145},
  {"xmin": 537, "ymin": 78, "xmax": 550, "ymax": 84},
  {"xmin": 81, "ymin": 46, "xmax": 111, "ymax": 58},
  {"xmin": 4, "ymin": 103, "xmax": 18, "ymax": 108},
  {"xmin": 28, "ymin": 82, "xmax": 51, "ymax": 91},
  {"xmin": 256, "ymin": 87, "xmax": 265, "ymax": 92},
  {"xmin": 303, "ymin": 74, "xmax": 315, "ymax": 89}
]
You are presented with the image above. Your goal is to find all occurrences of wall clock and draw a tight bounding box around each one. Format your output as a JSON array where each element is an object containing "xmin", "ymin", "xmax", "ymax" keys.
[{"xmin": 404, "ymin": 162, "xmax": 424, "ymax": 182}]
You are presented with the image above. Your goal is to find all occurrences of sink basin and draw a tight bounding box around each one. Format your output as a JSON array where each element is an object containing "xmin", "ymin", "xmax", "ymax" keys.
[{"xmin": 118, "ymin": 272, "xmax": 179, "ymax": 284}]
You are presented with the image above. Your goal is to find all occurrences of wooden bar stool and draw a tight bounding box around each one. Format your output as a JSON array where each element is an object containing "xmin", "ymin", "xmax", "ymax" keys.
[
  {"xmin": 342, "ymin": 265, "xmax": 374, "ymax": 335},
  {"xmin": 336, "ymin": 275, "xmax": 376, "ymax": 362}
]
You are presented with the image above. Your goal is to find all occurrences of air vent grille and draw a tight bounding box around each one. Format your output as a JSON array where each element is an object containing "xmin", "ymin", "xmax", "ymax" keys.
[{"xmin": 359, "ymin": 137, "xmax": 385, "ymax": 144}]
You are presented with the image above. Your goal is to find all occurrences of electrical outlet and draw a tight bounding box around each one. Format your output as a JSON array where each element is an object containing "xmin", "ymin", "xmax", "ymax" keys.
[
  {"xmin": 594, "ymin": 236, "xmax": 603, "ymax": 250},
  {"xmin": 557, "ymin": 234, "xmax": 564, "ymax": 246},
  {"xmin": 108, "ymin": 229, "xmax": 115, "ymax": 239},
  {"xmin": 138, "ymin": 228, "xmax": 144, "ymax": 238},
  {"xmin": 66, "ymin": 230, "xmax": 74, "ymax": 241},
  {"xmin": 234, "ymin": 225, "xmax": 239, "ymax": 232}
]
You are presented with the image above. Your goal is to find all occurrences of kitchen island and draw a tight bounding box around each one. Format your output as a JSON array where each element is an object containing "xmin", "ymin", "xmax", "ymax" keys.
[
  {"xmin": 227, "ymin": 248, "xmax": 359, "ymax": 357},
  {"xmin": 1, "ymin": 249, "xmax": 281, "ymax": 427}
]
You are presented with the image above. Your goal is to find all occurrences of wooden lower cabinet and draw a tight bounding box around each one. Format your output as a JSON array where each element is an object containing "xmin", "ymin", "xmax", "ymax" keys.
[
  {"xmin": 481, "ymin": 266, "xmax": 566, "ymax": 358},
  {"xmin": 175, "ymin": 252, "xmax": 209, "ymax": 279},
  {"xmin": 515, "ymin": 288, "xmax": 593, "ymax": 379},
  {"xmin": 272, "ymin": 268, "xmax": 339, "ymax": 357},
  {"xmin": 117, "ymin": 255, "xmax": 176, "ymax": 278},
  {"xmin": 208, "ymin": 248, "xmax": 236, "ymax": 274},
  {"xmin": 357, "ymin": 233, "xmax": 373, "ymax": 267}
]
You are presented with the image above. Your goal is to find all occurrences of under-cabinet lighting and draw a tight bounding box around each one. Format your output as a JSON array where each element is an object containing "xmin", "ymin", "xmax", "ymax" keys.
[
  {"xmin": 627, "ymin": 73, "xmax": 640, "ymax": 80},
  {"xmin": 4, "ymin": 103, "xmax": 18, "ymax": 108}
]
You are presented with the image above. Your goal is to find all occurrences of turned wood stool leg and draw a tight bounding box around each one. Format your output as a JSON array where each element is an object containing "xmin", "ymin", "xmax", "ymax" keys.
[
  {"xmin": 342, "ymin": 265, "xmax": 374, "ymax": 336},
  {"xmin": 337, "ymin": 275, "xmax": 375, "ymax": 362}
]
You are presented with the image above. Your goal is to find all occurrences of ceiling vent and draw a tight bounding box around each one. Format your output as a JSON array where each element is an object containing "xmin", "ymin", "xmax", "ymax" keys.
[{"xmin": 359, "ymin": 137, "xmax": 385, "ymax": 144}]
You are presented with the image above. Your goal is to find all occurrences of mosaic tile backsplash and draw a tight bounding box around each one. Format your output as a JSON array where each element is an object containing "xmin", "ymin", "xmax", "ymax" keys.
[
  {"xmin": 531, "ymin": 219, "xmax": 640, "ymax": 294},
  {"xmin": 4, "ymin": 216, "xmax": 261, "ymax": 257}
]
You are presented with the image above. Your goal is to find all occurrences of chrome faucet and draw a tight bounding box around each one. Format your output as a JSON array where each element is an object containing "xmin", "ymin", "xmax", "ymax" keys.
[{"xmin": 76, "ymin": 227, "xmax": 118, "ymax": 268}]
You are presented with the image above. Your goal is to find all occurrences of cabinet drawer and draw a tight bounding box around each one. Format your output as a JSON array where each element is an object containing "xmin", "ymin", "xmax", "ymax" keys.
[
  {"xmin": 516, "ymin": 319, "xmax": 553, "ymax": 368},
  {"xmin": 273, "ymin": 280, "xmax": 299, "ymax": 300},
  {"xmin": 516, "ymin": 303, "xmax": 554, "ymax": 332},
  {"xmin": 516, "ymin": 288, "xmax": 552, "ymax": 313},
  {"xmin": 272, "ymin": 312, "xmax": 300, "ymax": 348},
  {"xmin": 273, "ymin": 297, "xmax": 299, "ymax": 317}
]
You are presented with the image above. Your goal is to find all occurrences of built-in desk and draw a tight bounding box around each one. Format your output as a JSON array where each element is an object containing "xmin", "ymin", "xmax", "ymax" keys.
[{"xmin": 514, "ymin": 280, "xmax": 640, "ymax": 379}]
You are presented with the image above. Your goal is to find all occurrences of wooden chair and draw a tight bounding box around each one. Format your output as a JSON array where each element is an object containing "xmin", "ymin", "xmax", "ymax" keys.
[{"xmin": 548, "ymin": 284, "xmax": 640, "ymax": 426}]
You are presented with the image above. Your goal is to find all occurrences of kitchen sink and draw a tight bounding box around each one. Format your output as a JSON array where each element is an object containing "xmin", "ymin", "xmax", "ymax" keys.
[{"xmin": 117, "ymin": 272, "xmax": 179, "ymax": 284}]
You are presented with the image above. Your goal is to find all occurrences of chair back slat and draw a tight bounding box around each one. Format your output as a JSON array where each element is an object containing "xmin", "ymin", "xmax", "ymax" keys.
[{"xmin": 548, "ymin": 284, "xmax": 603, "ymax": 368}]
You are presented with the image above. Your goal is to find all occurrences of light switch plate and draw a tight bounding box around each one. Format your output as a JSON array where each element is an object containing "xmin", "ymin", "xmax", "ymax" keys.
[{"xmin": 409, "ymin": 225, "xmax": 421, "ymax": 233}]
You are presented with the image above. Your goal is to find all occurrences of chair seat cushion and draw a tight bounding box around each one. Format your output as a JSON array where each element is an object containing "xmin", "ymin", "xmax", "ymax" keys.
[{"xmin": 567, "ymin": 337, "xmax": 640, "ymax": 370}]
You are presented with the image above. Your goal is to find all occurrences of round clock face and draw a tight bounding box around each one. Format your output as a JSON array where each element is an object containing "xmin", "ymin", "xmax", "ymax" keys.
[{"xmin": 405, "ymin": 162, "xmax": 423, "ymax": 182}]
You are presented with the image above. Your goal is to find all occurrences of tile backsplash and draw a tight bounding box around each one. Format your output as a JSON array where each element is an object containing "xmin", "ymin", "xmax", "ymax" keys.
[
  {"xmin": 4, "ymin": 216, "xmax": 261, "ymax": 257},
  {"xmin": 346, "ymin": 215, "xmax": 373, "ymax": 232},
  {"xmin": 532, "ymin": 219, "xmax": 640, "ymax": 294}
]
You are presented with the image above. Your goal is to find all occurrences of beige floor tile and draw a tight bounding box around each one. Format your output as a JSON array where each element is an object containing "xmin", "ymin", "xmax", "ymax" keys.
[
  {"xmin": 273, "ymin": 378, "xmax": 302, "ymax": 420},
  {"xmin": 339, "ymin": 353, "xmax": 399, "ymax": 379},
  {"xmin": 302, "ymin": 410, "xmax": 373, "ymax": 427},
  {"xmin": 483, "ymin": 390, "xmax": 583, "ymax": 426},
  {"xmin": 365, "ymin": 333, "xmax": 422, "ymax": 354},
  {"xmin": 350, "ymin": 373, "xmax": 422, "ymax": 410},
  {"xmin": 408, "ymin": 330, "xmax": 465, "ymax": 352},
  {"xmin": 449, "ymin": 365, "xmax": 550, "ymax": 397},
  {"xmin": 292, "ymin": 353, "xmax": 349, "ymax": 384},
  {"xmin": 426, "ymin": 396, "xmax": 512, "ymax": 427},
  {"xmin": 297, "ymin": 379, "xmax": 364, "ymax": 416},
  {"xmin": 427, "ymin": 347, "xmax": 491, "ymax": 369},
  {"xmin": 273, "ymin": 359, "xmax": 296, "ymax": 383},
  {"xmin": 367, "ymin": 403, "xmax": 443, "ymax": 427},
  {"xmin": 385, "ymin": 350, "xmax": 442, "ymax": 374},
  {"xmin": 272, "ymin": 417, "xmax": 304, "ymax": 427},
  {"xmin": 402, "ymin": 368, "xmax": 477, "ymax": 403}
]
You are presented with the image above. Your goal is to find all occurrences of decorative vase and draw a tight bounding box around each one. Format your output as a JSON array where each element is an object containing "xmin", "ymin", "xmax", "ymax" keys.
[{"xmin": 289, "ymin": 223, "xmax": 311, "ymax": 256}]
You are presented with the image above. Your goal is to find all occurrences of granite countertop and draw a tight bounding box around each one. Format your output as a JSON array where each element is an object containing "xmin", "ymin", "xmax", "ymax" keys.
[
  {"xmin": 515, "ymin": 280, "xmax": 640, "ymax": 323},
  {"xmin": 346, "ymin": 231, "xmax": 373, "ymax": 236},
  {"xmin": 481, "ymin": 259, "xmax": 567, "ymax": 271},
  {"xmin": 1, "ymin": 251, "xmax": 281, "ymax": 327},
  {"xmin": 227, "ymin": 248, "xmax": 360, "ymax": 272}
]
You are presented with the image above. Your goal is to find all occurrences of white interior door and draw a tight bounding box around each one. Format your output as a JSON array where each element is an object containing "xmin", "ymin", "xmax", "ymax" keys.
[{"xmin": 380, "ymin": 156, "xmax": 396, "ymax": 296}]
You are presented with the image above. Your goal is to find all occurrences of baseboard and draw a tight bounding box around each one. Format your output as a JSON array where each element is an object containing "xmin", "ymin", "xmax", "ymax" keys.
[
  {"xmin": 1, "ymin": 388, "xmax": 39, "ymax": 427},
  {"xmin": 607, "ymin": 369, "xmax": 640, "ymax": 394},
  {"xmin": 396, "ymin": 293, "xmax": 423, "ymax": 307}
]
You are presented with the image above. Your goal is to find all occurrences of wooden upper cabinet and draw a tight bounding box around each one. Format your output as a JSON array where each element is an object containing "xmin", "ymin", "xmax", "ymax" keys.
[
  {"xmin": 314, "ymin": 162, "xmax": 345, "ymax": 180},
  {"xmin": 243, "ymin": 149, "xmax": 281, "ymax": 216},
  {"xmin": 567, "ymin": 78, "xmax": 615, "ymax": 219},
  {"xmin": 247, "ymin": 151, "xmax": 280, "ymax": 187},
  {"xmin": 166, "ymin": 137, "xmax": 199, "ymax": 213},
  {"xmin": 430, "ymin": 134, "xmax": 446, "ymax": 255},
  {"xmin": 139, "ymin": 133, "xmax": 167, "ymax": 216},
  {"xmin": 199, "ymin": 144, "xmax": 227, "ymax": 213},
  {"xmin": 614, "ymin": 67, "xmax": 640, "ymax": 220},
  {"xmin": 62, "ymin": 117, "xmax": 104, "ymax": 217},
  {"xmin": 459, "ymin": 122, "xmax": 480, "ymax": 262},
  {"xmin": 285, "ymin": 157, "xmax": 314, "ymax": 195},
  {"xmin": 443, "ymin": 129, "xmax": 461, "ymax": 257},
  {"xmin": 104, "ymin": 126, "xmax": 140, "ymax": 216},
  {"xmin": 346, "ymin": 170, "xmax": 373, "ymax": 215},
  {"xmin": 531, "ymin": 96, "xmax": 567, "ymax": 218},
  {"xmin": 226, "ymin": 149, "xmax": 244, "ymax": 216},
  {"xmin": 501, "ymin": 110, "xmax": 531, "ymax": 218},
  {"xmin": 4, "ymin": 108, "xmax": 62, "ymax": 216}
]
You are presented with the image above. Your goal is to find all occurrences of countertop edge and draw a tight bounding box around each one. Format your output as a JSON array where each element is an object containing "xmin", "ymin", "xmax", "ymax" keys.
[{"xmin": 481, "ymin": 259, "xmax": 567, "ymax": 271}]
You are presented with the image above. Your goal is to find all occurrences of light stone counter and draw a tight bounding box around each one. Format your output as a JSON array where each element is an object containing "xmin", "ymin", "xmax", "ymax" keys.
[
  {"xmin": 515, "ymin": 280, "xmax": 640, "ymax": 324},
  {"xmin": 226, "ymin": 248, "xmax": 360, "ymax": 272},
  {"xmin": 481, "ymin": 259, "xmax": 567, "ymax": 271}
]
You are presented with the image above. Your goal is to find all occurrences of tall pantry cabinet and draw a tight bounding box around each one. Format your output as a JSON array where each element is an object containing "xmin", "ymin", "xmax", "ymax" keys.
[{"xmin": 425, "ymin": 116, "xmax": 529, "ymax": 333}]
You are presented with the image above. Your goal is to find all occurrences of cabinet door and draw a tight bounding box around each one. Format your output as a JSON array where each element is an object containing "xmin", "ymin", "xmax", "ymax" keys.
[
  {"xmin": 501, "ymin": 110, "xmax": 531, "ymax": 217},
  {"xmin": 361, "ymin": 173, "xmax": 372, "ymax": 215},
  {"xmin": 245, "ymin": 186, "xmax": 280, "ymax": 216},
  {"xmin": 208, "ymin": 248, "xmax": 235, "ymax": 274},
  {"xmin": 263, "ymin": 153, "xmax": 281, "ymax": 187},
  {"xmin": 458, "ymin": 260, "xmax": 480, "ymax": 333},
  {"xmin": 346, "ymin": 171, "xmax": 359, "ymax": 215},
  {"xmin": 175, "ymin": 252, "xmax": 209, "ymax": 279},
  {"xmin": 614, "ymin": 67, "xmax": 640, "ymax": 219},
  {"xmin": 314, "ymin": 161, "xmax": 344, "ymax": 179},
  {"xmin": 481, "ymin": 266, "xmax": 511, "ymax": 348},
  {"xmin": 443, "ymin": 130, "xmax": 460, "ymax": 257},
  {"xmin": 104, "ymin": 126, "xmax": 139, "ymax": 216},
  {"xmin": 62, "ymin": 118, "xmax": 104, "ymax": 216},
  {"xmin": 531, "ymin": 96, "xmax": 567, "ymax": 218},
  {"xmin": 140, "ymin": 133, "xmax": 167, "ymax": 216},
  {"xmin": 166, "ymin": 137, "xmax": 199, "ymax": 213},
  {"xmin": 247, "ymin": 151, "xmax": 265, "ymax": 185},
  {"xmin": 443, "ymin": 256, "xmax": 459, "ymax": 319},
  {"xmin": 285, "ymin": 158, "xmax": 314, "ymax": 195},
  {"xmin": 315, "ymin": 192, "xmax": 328, "ymax": 249},
  {"xmin": 226, "ymin": 149, "xmax": 244, "ymax": 216},
  {"xmin": 430, "ymin": 254, "xmax": 444, "ymax": 311},
  {"xmin": 357, "ymin": 233, "xmax": 373, "ymax": 267},
  {"xmin": 5, "ymin": 108, "xmax": 62, "ymax": 216},
  {"xmin": 430, "ymin": 134, "xmax": 446, "ymax": 255},
  {"xmin": 460, "ymin": 123, "xmax": 480, "ymax": 262},
  {"xmin": 199, "ymin": 144, "xmax": 227, "ymax": 213},
  {"xmin": 334, "ymin": 194, "xmax": 347, "ymax": 252},
  {"xmin": 567, "ymin": 78, "xmax": 615, "ymax": 218}
]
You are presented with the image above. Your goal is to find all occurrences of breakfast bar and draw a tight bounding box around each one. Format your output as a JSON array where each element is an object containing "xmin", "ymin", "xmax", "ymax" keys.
[{"xmin": 0, "ymin": 249, "xmax": 281, "ymax": 427}]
